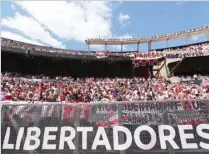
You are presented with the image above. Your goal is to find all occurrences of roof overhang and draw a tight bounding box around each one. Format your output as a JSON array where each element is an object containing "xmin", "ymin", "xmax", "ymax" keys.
[{"xmin": 85, "ymin": 27, "xmax": 209, "ymax": 45}]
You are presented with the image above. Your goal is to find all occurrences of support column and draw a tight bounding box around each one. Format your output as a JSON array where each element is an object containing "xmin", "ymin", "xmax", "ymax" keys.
[
  {"xmin": 121, "ymin": 43, "xmax": 123, "ymax": 52},
  {"xmin": 105, "ymin": 43, "xmax": 107, "ymax": 51},
  {"xmin": 148, "ymin": 41, "xmax": 152, "ymax": 52},
  {"xmin": 166, "ymin": 39, "xmax": 169, "ymax": 48},
  {"xmin": 137, "ymin": 42, "xmax": 140, "ymax": 52}
]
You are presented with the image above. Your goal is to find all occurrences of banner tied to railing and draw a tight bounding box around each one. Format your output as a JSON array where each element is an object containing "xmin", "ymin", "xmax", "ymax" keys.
[
  {"xmin": 163, "ymin": 50, "xmax": 209, "ymax": 59},
  {"xmin": 125, "ymin": 51, "xmax": 209, "ymax": 60},
  {"xmin": 1, "ymin": 100, "xmax": 209, "ymax": 154}
]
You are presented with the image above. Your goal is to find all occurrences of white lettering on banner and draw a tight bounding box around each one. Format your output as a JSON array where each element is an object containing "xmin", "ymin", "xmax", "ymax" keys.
[
  {"xmin": 178, "ymin": 125, "xmax": 198, "ymax": 149},
  {"xmin": 15, "ymin": 127, "xmax": 24, "ymax": 150},
  {"xmin": 77, "ymin": 127, "xmax": 93, "ymax": 150},
  {"xmin": 91, "ymin": 127, "xmax": 112, "ymax": 150},
  {"xmin": 59, "ymin": 127, "xmax": 76, "ymax": 150},
  {"xmin": 196, "ymin": 124, "xmax": 209, "ymax": 149},
  {"xmin": 42, "ymin": 127, "xmax": 58, "ymax": 150},
  {"xmin": 113, "ymin": 126, "xmax": 132, "ymax": 150},
  {"xmin": 2, "ymin": 125, "xmax": 209, "ymax": 150},
  {"xmin": 159, "ymin": 125, "xmax": 179, "ymax": 149},
  {"xmin": 2, "ymin": 127, "xmax": 14, "ymax": 149},
  {"xmin": 23, "ymin": 127, "xmax": 41, "ymax": 150},
  {"xmin": 134, "ymin": 125, "xmax": 157, "ymax": 150}
]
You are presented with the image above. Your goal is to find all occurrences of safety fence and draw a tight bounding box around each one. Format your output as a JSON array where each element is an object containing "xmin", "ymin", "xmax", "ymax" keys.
[{"xmin": 1, "ymin": 99, "xmax": 209, "ymax": 154}]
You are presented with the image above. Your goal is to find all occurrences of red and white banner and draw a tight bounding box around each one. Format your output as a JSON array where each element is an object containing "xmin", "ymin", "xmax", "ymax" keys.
[
  {"xmin": 134, "ymin": 52, "xmax": 164, "ymax": 59},
  {"xmin": 132, "ymin": 57, "xmax": 165, "ymax": 67},
  {"xmin": 95, "ymin": 50, "xmax": 110, "ymax": 59},
  {"xmin": 1, "ymin": 100, "xmax": 208, "ymax": 126}
]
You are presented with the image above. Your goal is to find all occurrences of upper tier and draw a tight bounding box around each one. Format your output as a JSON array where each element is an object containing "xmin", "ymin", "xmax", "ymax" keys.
[
  {"xmin": 1, "ymin": 37, "xmax": 209, "ymax": 57},
  {"xmin": 86, "ymin": 26, "xmax": 209, "ymax": 45}
]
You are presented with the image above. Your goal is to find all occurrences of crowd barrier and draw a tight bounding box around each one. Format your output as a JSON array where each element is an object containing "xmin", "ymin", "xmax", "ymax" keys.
[{"xmin": 1, "ymin": 99, "xmax": 209, "ymax": 154}]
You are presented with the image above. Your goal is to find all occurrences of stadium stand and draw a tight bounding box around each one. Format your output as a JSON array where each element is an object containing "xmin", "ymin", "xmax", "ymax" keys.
[
  {"xmin": 1, "ymin": 37, "xmax": 209, "ymax": 102},
  {"xmin": 1, "ymin": 72, "xmax": 209, "ymax": 102}
]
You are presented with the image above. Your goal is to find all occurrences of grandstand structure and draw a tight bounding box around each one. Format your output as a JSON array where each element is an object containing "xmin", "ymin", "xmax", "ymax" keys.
[
  {"xmin": 86, "ymin": 26, "xmax": 209, "ymax": 52},
  {"xmin": 1, "ymin": 26, "xmax": 209, "ymax": 78}
]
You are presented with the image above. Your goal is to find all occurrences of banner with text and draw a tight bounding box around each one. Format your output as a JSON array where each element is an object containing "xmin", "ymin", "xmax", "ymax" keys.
[
  {"xmin": 164, "ymin": 50, "xmax": 209, "ymax": 59},
  {"xmin": 1, "ymin": 100, "xmax": 209, "ymax": 154}
]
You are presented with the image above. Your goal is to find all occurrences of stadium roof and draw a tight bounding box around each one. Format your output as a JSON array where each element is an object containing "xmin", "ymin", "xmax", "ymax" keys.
[{"xmin": 85, "ymin": 26, "xmax": 209, "ymax": 45}]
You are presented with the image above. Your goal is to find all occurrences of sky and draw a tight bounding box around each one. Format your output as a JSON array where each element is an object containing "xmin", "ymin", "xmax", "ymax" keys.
[{"xmin": 1, "ymin": 1, "xmax": 209, "ymax": 52}]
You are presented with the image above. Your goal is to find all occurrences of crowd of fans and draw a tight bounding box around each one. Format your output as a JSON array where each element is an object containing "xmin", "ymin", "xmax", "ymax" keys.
[
  {"xmin": 2, "ymin": 37, "xmax": 209, "ymax": 103},
  {"xmin": 1, "ymin": 72, "xmax": 209, "ymax": 102},
  {"xmin": 1, "ymin": 38, "xmax": 89, "ymax": 55},
  {"xmin": 1, "ymin": 38, "xmax": 137, "ymax": 56},
  {"xmin": 161, "ymin": 42, "xmax": 209, "ymax": 53}
]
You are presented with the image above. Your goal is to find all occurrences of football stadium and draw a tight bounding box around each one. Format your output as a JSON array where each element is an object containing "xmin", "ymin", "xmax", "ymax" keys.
[{"xmin": 1, "ymin": 1, "xmax": 209, "ymax": 154}]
